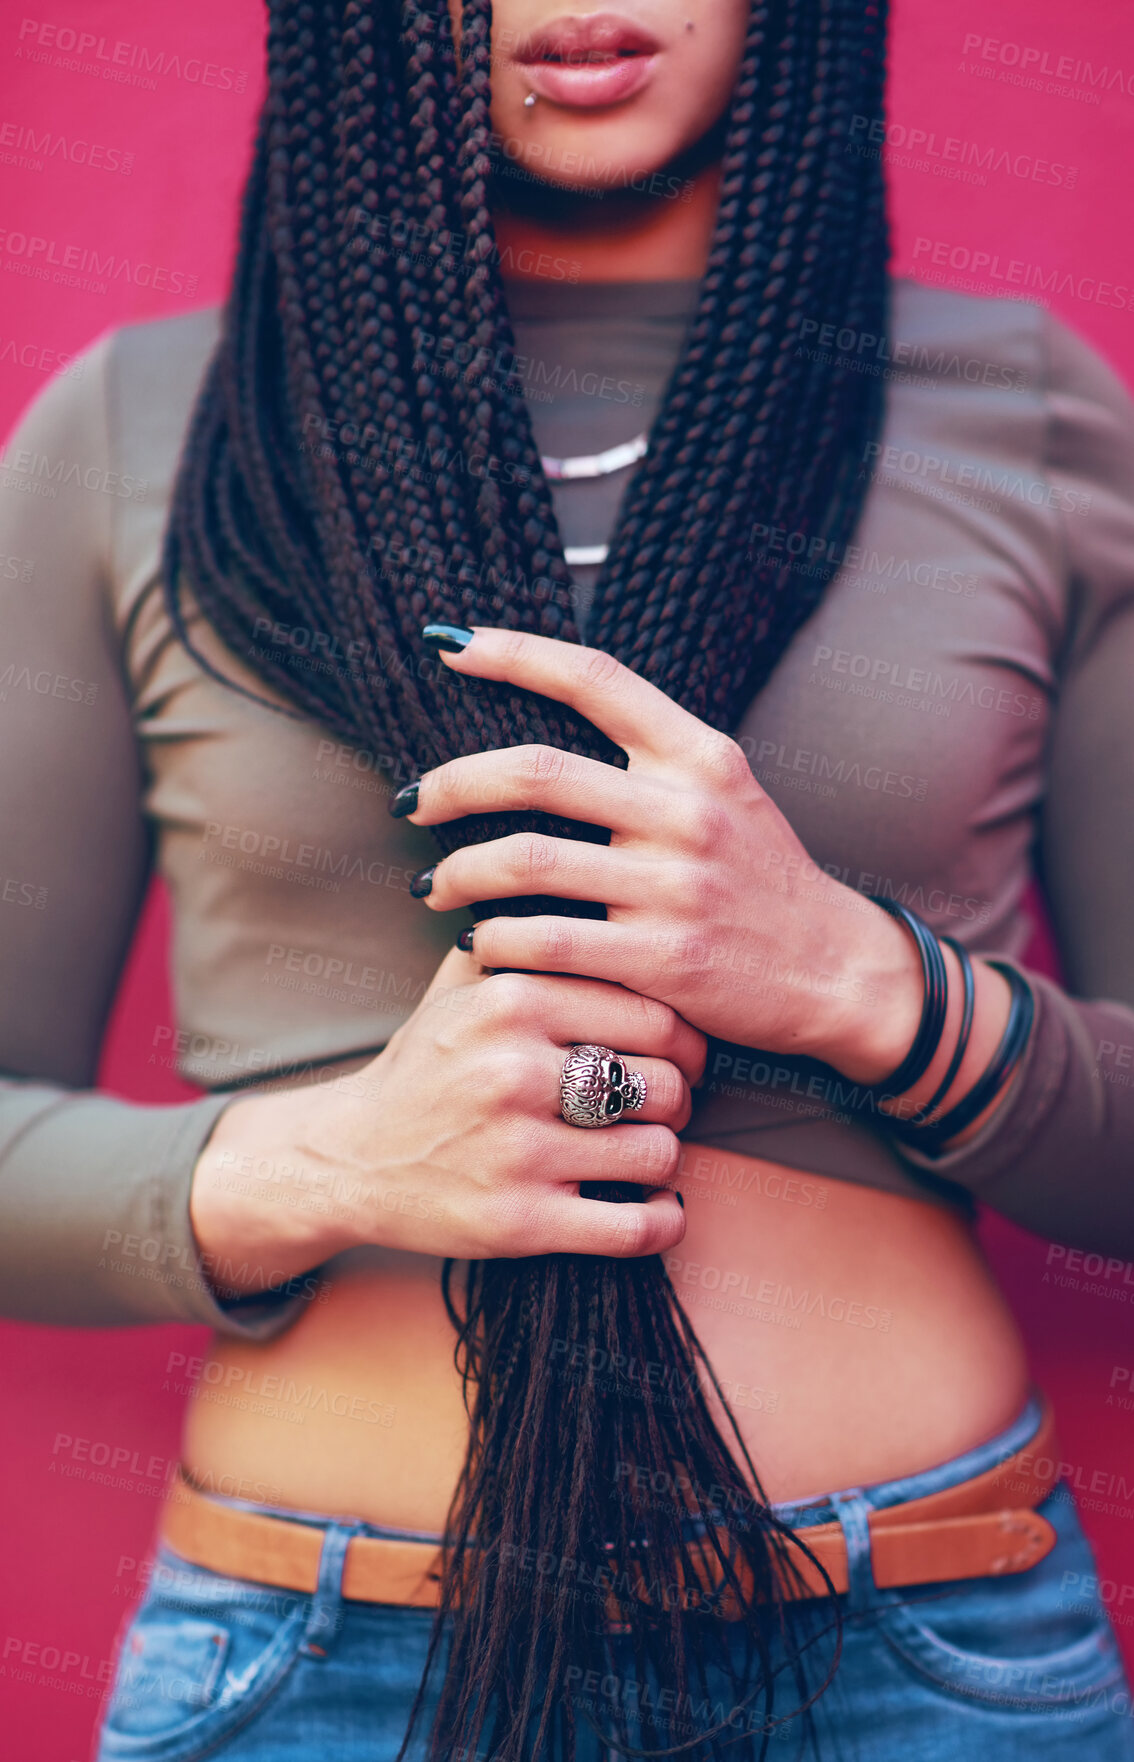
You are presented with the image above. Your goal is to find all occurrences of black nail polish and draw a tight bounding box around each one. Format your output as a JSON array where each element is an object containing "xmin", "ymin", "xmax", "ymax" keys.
[
  {"xmin": 456, "ymin": 927, "xmax": 475, "ymax": 953},
  {"xmin": 409, "ymin": 866, "xmax": 435, "ymax": 899},
  {"xmin": 422, "ymin": 623, "xmax": 474, "ymax": 654},
  {"xmin": 389, "ymin": 781, "xmax": 419, "ymax": 818},
  {"xmin": 676, "ymin": 1192, "xmax": 685, "ymax": 1210}
]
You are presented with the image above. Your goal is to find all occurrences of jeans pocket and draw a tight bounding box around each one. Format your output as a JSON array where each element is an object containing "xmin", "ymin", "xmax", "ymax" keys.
[
  {"xmin": 97, "ymin": 1547, "xmax": 309, "ymax": 1762},
  {"xmin": 873, "ymin": 1484, "xmax": 1127, "ymax": 1712}
]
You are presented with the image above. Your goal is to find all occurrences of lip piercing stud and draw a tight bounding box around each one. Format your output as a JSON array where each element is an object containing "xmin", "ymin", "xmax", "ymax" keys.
[{"xmin": 524, "ymin": 91, "xmax": 537, "ymax": 107}]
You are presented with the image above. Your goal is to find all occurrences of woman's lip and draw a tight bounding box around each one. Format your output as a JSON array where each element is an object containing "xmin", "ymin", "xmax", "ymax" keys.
[
  {"xmin": 515, "ymin": 13, "xmax": 661, "ymax": 64},
  {"xmin": 519, "ymin": 51, "xmax": 658, "ymax": 109}
]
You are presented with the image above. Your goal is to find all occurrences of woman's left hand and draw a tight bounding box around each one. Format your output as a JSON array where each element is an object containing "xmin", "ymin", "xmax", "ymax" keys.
[{"xmin": 398, "ymin": 627, "xmax": 924, "ymax": 1083}]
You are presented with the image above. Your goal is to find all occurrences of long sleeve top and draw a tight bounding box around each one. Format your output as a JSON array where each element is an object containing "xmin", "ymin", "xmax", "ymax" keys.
[{"xmin": 1, "ymin": 274, "xmax": 1132, "ymax": 1340}]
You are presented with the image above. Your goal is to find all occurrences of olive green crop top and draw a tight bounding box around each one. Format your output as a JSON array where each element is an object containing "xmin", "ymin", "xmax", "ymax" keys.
[{"xmin": 1, "ymin": 274, "xmax": 1133, "ymax": 1340}]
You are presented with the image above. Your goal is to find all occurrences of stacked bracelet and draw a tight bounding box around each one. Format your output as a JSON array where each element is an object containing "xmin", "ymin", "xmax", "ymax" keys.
[
  {"xmin": 867, "ymin": 898, "xmax": 950, "ymax": 1100},
  {"xmin": 886, "ymin": 936, "xmax": 975, "ymax": 1137},
  {"xmin": 900, "ymin": 961, "xmax": 1035, "ymax": 1158},
  {"xmin": 863, "ymin": 901, "xmax": 1036, "ymax": 1154}
]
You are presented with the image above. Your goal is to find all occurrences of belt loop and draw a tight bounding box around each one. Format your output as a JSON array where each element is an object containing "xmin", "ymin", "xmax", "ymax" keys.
[
  {"xmin": 833, "ymin": 1492, "xmax": 876, "ymax": 1615},
  {"xmin": 300, "ymin": 1519, "xmax": 366, "ymax": 1659}
]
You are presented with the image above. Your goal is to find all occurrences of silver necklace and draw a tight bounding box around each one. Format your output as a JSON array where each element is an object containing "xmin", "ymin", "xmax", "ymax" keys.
[
  {"xmin": 539, "ymin": 431, "xmax": 648, "ymax": 481},
  {"xmin": 540, "ymin": 431, "xmax": 649, "ymax": 568}
]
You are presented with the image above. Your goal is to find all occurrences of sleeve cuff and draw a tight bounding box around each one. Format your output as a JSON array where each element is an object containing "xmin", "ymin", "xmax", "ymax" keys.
[{"xmin": 0, "ymin": 1084, "xmax": 315, "ymax": 1337}]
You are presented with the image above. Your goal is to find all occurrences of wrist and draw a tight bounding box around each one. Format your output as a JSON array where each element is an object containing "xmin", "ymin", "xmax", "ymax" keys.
[
  {"xmin": 808, "ymin": 891, "xmax": 927, "ymax": 1084},
  {"xmin": 189, "ymin": 1085, "xmax": 362, "ymax": 1296}
]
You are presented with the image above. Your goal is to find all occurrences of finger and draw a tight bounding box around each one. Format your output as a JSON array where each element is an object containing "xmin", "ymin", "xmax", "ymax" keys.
[
  {"xmin": 425, "ymin": 833, "xmax": 645, "ymax": 912},
  {"xmin": 409, "ymin": 745, "xmax": 674, "ymax": 839},
  {"xmin": 465, "ymin": 914, "xmax": 660, "ymax": 992},
  {"xmin": 521, "ymin": 1186, "xmax": 686, "ymax": 1259},
  {"xmin": 545, "ymin": 1117, "xmax": 685, "ymax": 1188},
  {"xmin": 471, "ymin": 970, "xmax": 708, "ymax": 1086},
  {"xmin": 416, "ymin": 942, "xmax": 493, "ymax": 1006},
  {"xmin": 538, "ymin": 1047, "xmax": 692, "ymax": 1131},
  {"xmin": 430, "ymin": 626, "xmax": 704, "ymax": 764}
]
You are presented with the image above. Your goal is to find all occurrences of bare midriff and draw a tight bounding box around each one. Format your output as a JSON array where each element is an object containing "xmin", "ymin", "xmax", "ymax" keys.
[{"xmin": 182, "ymin": 1117, "xmax": 1030, "ymax": 1530}]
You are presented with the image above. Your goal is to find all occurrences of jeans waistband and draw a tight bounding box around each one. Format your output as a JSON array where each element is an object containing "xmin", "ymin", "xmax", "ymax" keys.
[
  {"xmin": 184, "ymin": 1388, "xmax": 1046, "ymax": 1548},
  {"xmin": 774, "ymin": 1387, "xmax": 1045, "ymax": 1529}
]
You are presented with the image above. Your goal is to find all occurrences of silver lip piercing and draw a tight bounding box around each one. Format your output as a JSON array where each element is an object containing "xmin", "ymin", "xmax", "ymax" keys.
[{"xmin": 524, "ymin": 91, "xmax": 537, "ymax": 107}]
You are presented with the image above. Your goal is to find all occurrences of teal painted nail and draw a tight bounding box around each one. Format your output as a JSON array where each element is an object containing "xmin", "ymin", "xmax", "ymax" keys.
[
  {"xmin": 389, "ymin": 781, "xmax": 419, "ymax": 818},
  {"xmin": 422, "ymin": 623, "xmax": 474, "ymax": 653}
]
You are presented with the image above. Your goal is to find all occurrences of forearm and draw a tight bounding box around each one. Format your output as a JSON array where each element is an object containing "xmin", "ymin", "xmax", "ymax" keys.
[
  {"xmin": 899, "ymin": 972, "xmax": 1134, "ymax": 1255},
  {"xmin": 797, "ymin": 899, "xmax": 1133, "ymax": 1251},
  {"xmin": 0, "ymin": 1078, "xmax": 311, "ymax": 1334}
]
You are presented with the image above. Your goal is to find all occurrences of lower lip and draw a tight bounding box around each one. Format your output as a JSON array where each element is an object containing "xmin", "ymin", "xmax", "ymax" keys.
[{"xmin": 519, "ymin": 53, "xmax": 658, "ymax": 109}]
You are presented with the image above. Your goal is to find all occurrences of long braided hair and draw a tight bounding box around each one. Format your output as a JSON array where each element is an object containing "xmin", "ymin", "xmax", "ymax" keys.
[{"xmin": 166, "ymin": 1, "xmax": 890, "ymax": 1755}]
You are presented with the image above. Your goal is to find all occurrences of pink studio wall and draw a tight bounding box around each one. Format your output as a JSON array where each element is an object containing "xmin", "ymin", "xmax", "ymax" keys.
[{"xmin": 1, "ymin": 3, "xmax": 1132, "ymax": 1756}]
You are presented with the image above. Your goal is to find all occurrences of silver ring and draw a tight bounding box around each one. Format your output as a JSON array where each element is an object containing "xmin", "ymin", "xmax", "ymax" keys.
[{"xmin": 560, "ymin": 1043, "xmax": 647, "ymax": 1129}]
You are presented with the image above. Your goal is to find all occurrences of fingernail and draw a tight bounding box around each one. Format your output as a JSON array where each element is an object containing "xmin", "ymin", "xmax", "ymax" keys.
[
  {"xmin": 456, "ymin": 927, "xmax": 475, "ymax": 953},
  {"xmin": 676, "ymin": 1192, "xmax": 685, "ymax": 1210},
  {"xmin": 422, "ymin": 623, "xmax": 474, "ymax": 653},
  {"xmin": 389, "ymin": 781, "xmax": 420, "ymax": 818},
  {"xmin": 409, "ymin": 866, "xmax": 435, "ymax": 899}
]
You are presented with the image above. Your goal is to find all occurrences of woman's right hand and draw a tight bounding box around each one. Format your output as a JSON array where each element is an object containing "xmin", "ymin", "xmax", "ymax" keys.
[{"xmin": 189, "ymin": 947, "xmax": 705, "ymax": 1292}]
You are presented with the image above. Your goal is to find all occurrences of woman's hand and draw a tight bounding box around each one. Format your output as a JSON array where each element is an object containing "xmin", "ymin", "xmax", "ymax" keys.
[
  {"xmin": 401, "ymin": 626, "xmax": 928, "ymax": 1085},
  {"xmin": 189, "ymin": 947, "xmax": 705, "ymax": 1288}
]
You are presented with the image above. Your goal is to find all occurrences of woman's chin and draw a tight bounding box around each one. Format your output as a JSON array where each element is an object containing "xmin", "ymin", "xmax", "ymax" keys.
[{"xmin": 492, "ymin": 110, "xmax": 686, "ymax": 199}]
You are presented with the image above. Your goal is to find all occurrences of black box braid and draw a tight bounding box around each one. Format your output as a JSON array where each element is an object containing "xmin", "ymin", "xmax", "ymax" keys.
[{"xmin": 163, "ymin": 3, "xmax": 889, "ymax": 1756}]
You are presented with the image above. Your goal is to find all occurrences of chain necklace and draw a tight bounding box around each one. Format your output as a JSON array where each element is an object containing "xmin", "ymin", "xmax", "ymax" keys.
[{"xmin": 539, "ymin": 430, "xmax": 649, "ymax": 568}]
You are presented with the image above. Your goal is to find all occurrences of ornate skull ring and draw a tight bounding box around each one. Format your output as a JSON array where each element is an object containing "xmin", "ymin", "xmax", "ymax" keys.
[{"xmin": 559, "ymin": 1043, "xmax": 648, "ymax": 1129}]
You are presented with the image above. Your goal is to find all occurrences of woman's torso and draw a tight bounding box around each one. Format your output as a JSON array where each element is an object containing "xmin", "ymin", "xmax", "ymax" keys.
[
  {"xmin": 181, "ymin": 1112, "xmax": 1030, "ymax": 1528},
  {"xmin": 103, "ymin": 276, "xmax": 1066, "ymax": 1519}
]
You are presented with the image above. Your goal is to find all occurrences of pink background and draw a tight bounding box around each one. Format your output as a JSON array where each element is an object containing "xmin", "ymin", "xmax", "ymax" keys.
[{"xmin": 1, "ymin": 3, "xmax": 1132, "ymax": 1756}]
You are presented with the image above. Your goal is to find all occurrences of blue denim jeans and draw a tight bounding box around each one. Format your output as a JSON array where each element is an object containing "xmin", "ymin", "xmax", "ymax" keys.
[{"xmin": 95, "ymin": 1392, "xmax": 1134, "ymax": 1761}]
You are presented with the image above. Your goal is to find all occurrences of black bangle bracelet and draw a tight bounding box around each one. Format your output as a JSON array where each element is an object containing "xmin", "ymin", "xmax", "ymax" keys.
[
  {"xmin": 887, "ymin": 936, "xmax": 975, "ymax": 1136},
  {"xmin": 906, "ymin": 961, "xmax": 1035, "ymax": 1157},
  {"xmin": 867, "ymin": 898, "xmax": 950, "ymax": 1101}
]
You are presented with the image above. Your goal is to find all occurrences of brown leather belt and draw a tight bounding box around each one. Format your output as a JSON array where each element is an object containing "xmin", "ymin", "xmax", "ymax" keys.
[{"xmin": 162, "ymin": 1397, "xmax": 1060, "ymax": 1615}]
